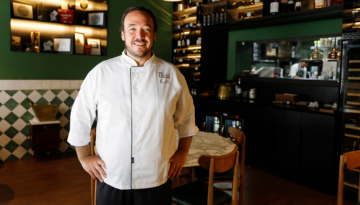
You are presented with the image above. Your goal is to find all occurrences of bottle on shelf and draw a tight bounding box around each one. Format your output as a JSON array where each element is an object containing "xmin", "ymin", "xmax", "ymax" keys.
[
  {"xmin": 314, "ymin": 0, "xmax": 326, "ymax": 8},
  {"xmin": 310, "ymin": 43, "xmax": 323, "ymax": 59},
  {"xmin": 196, "ymin": 30, "xmax": 202, "ymax": 45},
  {"xmin": 295, "ymin": 0, "xmax": 301, "ymax": 11},
  {"xmin": 181, "ymin": 34, "xmax": 186, "ymax": 46},
  {"xmin": 235, "ymin": 78, "xmax": 242, "ymax": 98},
  {"xmin": 219, "ymin": 6, "xmax": 224, "ymax": 24},
  {"xmin": 197, "ymin": 4, "xmax": 202, "ymax": 27},
  {"xmin": 186, "ymin": 34, "xmax": 191, "ymax": 46},
  {"xmin": 207, "ymin": 8, "xmax": 211, "ymax": 26},
  {"xmin": 213, "ymin": 117, "xmax": 220, "ymax": 134},
  {"xmin": 291, "ymin": 45, "xmax": 296, "ymax": 58},
  {"xmin": 288, "ymin": 0, "xmax": 294, "ymax": 12},
  {"xmin": 328, "ymin": 47, "xmax": 340, "ymax": 59},
  {"xmin": 270, "ymin": 0, "xmax": 280, "ymax": 15},
  {"xmin": 215, "ymin": 7, "xmax": 219, "ymax": 25},
  {"xmin": 202, "ymin": 6, "xmax": 207, "ymax": 27},
  {"xmin": 280, "ymin": 0, "xmax": 288, "ymax": 14},
  {"xmin": 224, "ymin": 7, "xmax": 227, "ymax": 23},
  {"xmin": 177, "ymin": 33, "xmax": 182, "ymax": 47},
  {"xmin": 250, "ymin": 0, "xmax": 255, "ymax": 5}
]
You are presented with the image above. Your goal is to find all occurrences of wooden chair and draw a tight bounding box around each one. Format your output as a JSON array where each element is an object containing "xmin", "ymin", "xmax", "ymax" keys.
[
  {"xmin": 193, "ymin": 127, "xmax": 246, "ymax": 205},
  {"xmin": 172, "ymin": 146, "xmax": 239, "ymax": 205},
  {"xmin": 90, "ymin": 128, "xmax": 97, "ymax": 205},
  {"xmin": 337, "ymin": 150, "xmax": 360, "ymax": 205}
]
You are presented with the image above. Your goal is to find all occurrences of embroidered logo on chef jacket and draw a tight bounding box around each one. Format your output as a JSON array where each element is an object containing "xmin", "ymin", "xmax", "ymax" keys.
[{"xmin": 158, "ymin": 72, "xmax": 171, "ymax": 84}]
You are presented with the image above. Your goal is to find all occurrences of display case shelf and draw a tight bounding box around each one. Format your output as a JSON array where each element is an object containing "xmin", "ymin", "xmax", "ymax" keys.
[
  {"xmin": 349, "ymin": 60, "xmax": 360, "ymax": 63},
  {"xmin": 344, "ymin": 182, "xmax": 359, "ymax": 189},
  {"xmin": 345, "ymin": 109, "xmax": 360, "ymax": 114},
  {"xmin": 173, "ymin": 16, "xmax": 197, "ymax": 25},
  {"xmin": 347, "ymin": 93, "xmax": 360, "ymax": 97},
  {"xmin": 347, "ymin": 101, "xmax": 360, "ymax": 105},
  {"xmin": 173, "ymin": 6, "xmax": 197, "ymax": 18},
  {"xmin": 226, "ymin": 2, "xmax": 263, "ymax": 21},
  {"xmin": 345, "ymin": 125, "xmax": 360, "ymax": 131},
  {"xmin": 345, "ymin": 133, "xmax": 360, "ymax": 139}
]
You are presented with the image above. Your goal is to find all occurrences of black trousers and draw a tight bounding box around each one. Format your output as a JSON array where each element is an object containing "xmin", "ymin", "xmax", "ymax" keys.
[{"xmin": 96, "ymin": 179, "xmax": 173, "ymax": 205}]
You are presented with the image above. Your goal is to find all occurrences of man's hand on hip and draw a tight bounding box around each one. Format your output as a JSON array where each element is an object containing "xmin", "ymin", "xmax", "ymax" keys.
[
  {"xmin": 168, "ymin": 150, "xmax": 188, "ymax": 180},
  {"xmin": 75, "ymin": 145, "xmax": 107, "ymax": 182},
  {"xmin": 168, "ymin": 136, "xmax": 192, "ymax": 180},
  {"xmin": 80, "ymin": 155, "xmax": 107, "ymax": 182}
]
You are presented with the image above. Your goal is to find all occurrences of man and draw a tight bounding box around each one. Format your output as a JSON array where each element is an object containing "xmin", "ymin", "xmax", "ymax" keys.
[
  {"xmin": 288, "ymin": 60, "xmax": 308, "ymax": 78},
  {"xmin": 67, "ymin": 6, "xmax": 199, "ymax": 205}
]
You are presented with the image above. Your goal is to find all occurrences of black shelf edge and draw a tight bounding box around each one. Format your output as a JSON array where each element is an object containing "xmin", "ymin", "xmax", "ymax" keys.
[
  {"xmin": 228, "ymin": 5, "xmax": 343, "ymax": 31},
  {"xmin": 239, "ymin": 76, "xmax": 340, "ymax": 87}
]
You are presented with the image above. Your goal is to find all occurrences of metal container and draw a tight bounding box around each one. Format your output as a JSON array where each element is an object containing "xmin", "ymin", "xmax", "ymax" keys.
[
  {"xmin": 29, "ymin": 102, "xmax": 59, "ymax": 122},
  {"xmin": 216, "ymin": 83, "xmax": 235, "ymax": 99}
]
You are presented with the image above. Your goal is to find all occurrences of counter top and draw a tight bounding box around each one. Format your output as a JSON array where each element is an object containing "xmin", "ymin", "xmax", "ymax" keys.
[{"xmin": 194, "ymin": 96, "xmax": 337, "ymax": 116}]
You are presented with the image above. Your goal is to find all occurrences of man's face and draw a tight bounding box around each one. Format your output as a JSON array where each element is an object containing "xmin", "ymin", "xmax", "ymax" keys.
[
  {"xmin": 300, "ymin": 61, "xmax": 308, "ymax": 68},
  {"xmin": 121, "ymin": 10, "xmax": 156, "ymax": 60}
]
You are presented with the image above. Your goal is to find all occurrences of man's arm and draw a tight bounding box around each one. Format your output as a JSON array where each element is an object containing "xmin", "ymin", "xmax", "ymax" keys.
[
  {"xmin": 75, "ymin": 145, "xmax": 107, "ymax": 182},
  {"xmin": 168, "ymin": 136, "xmax": 192, "ymax": 180}
]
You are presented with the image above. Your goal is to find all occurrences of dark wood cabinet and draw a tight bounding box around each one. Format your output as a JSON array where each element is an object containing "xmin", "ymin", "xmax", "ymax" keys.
[{"xmin": 29, "ymin": 123, "xmax": 60, "ymax": 162}]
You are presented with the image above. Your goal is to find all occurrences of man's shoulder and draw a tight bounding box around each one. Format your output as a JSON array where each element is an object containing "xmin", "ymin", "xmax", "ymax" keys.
[{"xmin": 153, "ymin": 57, "xmax": 179, "ymax": 72}]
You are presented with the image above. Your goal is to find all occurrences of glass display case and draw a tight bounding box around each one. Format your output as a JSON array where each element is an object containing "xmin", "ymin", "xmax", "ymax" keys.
[
  {"xmin": 339, "ymin": 39, "xmax": 360, "ymax": 192},
  {"xmin": 237, "ymin": 35, "xmax": 342, "ymax": 80}
]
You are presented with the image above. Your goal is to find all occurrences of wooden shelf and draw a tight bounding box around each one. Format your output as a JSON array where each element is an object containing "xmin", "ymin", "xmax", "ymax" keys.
[
  {"xmin": 349, "ymin": 69, "xmax": 360, "ymax": 72},
  {"xmin": 347, "ymin": 101, "xmax": 360, "ymax": 106},
  {"xmin": 175, "ymin": 45, "xmax": 202, "ymax": 50},
  {"xmin": 345, "ymin": 125, "xmax": 360, "ymax": 131},
  {"xmin": 347, "ymin": 93, "xmax": 360, "ymax": 97},
  {"xmin": 11, "ymin": 17, "xmax": 107, "ymax": 28},
  {"xmin": 173, "ymin": 16, "xmax": 197, "ymax": 25},
  {"xmin": 173, "ymin": 7, "xmax": 197, "ymax": 18},
  {"xmin": 345, "ymin": 133, "xmax": 360, "ymax": 139},
  {"xmin": 349, "ymin": 60, "xmax": 360, "ymax": 63},
  {"xmin": 345, "ymin": 109, "xmax": 360, "ymax": 114},
  {"xmin": 227, "ymin": 3, "xmax": 263, "ymax": 22},
  {"xmin": 349, "ymin": 77, "xmax": 360, "ymax": 80},
  {"xmin": 344, "ymin": 182, "xmax": 359, "ymax": 189}
]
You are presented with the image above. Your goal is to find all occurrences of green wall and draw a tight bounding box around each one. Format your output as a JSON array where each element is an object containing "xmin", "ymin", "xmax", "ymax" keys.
[
  {"xmin": 0, "ymin": 0, "xmax": 173, "ymax": 79},
  {"xmin": 227, "ymin": 18, "xmax": 343, "ymax": 80}
]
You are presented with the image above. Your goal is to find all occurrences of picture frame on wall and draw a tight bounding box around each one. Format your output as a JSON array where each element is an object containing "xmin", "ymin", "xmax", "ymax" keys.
[
  {"xmin": 12, "ymin": 1, "xmax": 34, "ymax": 19},
  {"xmin": 53, "ymin": 36, "xmax": 74, "ymax": 54},
  {"xmin": 75, "ymin": 32, "xmax": 85, "ymax": 54},
  {"xmin": 87, "ymin": 11, "xmax": 106, "ymax": 27},
  {"xmin": 87, "ymin": 38, "xmax": 101, "ymax": 55}
]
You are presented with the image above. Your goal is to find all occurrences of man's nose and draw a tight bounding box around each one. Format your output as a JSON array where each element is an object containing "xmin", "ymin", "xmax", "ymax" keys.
[{"xmin": 135, "ymin": 29, "xmax": 145, "ymax": 39}]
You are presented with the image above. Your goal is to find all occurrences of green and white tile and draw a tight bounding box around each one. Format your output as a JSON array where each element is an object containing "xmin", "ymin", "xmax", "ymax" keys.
[
  {"xmin": 0, "ymin": 91, "xmax": 11, "ymax": 104},
  {"xmin": 0, "ymin": 84, "xmax": 80, "ymax": 161}
]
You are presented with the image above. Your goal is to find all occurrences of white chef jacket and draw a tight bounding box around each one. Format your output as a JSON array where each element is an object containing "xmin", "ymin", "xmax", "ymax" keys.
[
  {"xmin": 288, "ymin": 63, "xmax": 307, "ymax": 78},
  {"xmin": 67, "ymin": 50, "xmax": 199, "ymax": 190}
]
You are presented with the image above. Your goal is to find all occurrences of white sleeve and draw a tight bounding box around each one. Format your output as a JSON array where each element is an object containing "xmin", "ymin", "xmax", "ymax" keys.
[
  {"xmin": 289, "ymin": 64, "xmax": 298, "ymax": 77},
  {"xmin": 174, "ymin": 75, "xmax": 199, "ymax": 139},
  {"xmin": 67, "ymin": 68, "xmax": 98, "ymax": 146}
]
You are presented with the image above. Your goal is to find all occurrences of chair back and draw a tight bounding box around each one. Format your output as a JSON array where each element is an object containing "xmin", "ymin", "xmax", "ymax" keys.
[
  {"xmin": 198, "ymin": 146, "xmax": 239, "ymax": 205},
  {"xmin": 337, "ymin": 150, "xmax": 360, "ymax": 205},
  {"xmin": 228, "ymin": 126, "xmax": 244, "ymax": 146}
]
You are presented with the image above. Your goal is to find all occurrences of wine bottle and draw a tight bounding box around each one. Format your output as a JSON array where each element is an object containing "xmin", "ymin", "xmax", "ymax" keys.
[
  {"xmin": 288, "ymin": 0, "xmax": 294, "ymax": 12},
  {"xmin": 203, "ymin": 7, "xmax": 207, "ymax": 27},
  {"xmin": 181, "ymin": 34, "xmax": 185, "ymax": 46},
  {"xmin": 186, "ymin": 34, "xmax": 190, "ymax": 46},
  {"xmin": 314, "ymin": 0, "xmax": 326, "ymax": 8},
  {"xmin": 207, "ymin": 8, "xmax": 211, "ymax": 26},
  {"xmin": 295, "ymin": 0, "xmax": 301, "ymax": 11},
  {"xmin": 270, "ymin": 0, "xmax": 279, "ymax": 15},
  {"xmin": 280, "ymin": 0, "xmax": 288, "ymax": 14},
  {"xmin": 177, "ymin": 34, "xmax": 182, "ymax": 47},
  {"xmin": 215, "ymin": 7, "xmax": 219, "ymax": 25}
]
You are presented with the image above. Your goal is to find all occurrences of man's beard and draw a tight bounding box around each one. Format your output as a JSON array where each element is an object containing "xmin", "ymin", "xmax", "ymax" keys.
[{"xmin": 124, "ymin": 38, "xmax": 153, "ymax": 58}]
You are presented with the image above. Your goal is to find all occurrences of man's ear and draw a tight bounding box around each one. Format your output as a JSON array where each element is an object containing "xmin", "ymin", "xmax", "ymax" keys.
[{"xmin": 121, "ymin": 31, "xmax": 125, "ymax": 41}]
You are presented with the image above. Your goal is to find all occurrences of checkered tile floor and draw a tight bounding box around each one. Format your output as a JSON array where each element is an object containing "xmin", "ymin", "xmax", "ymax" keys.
[{"xmin": 0, "ymin": 89, "xmax": 79, "ymax": 161}]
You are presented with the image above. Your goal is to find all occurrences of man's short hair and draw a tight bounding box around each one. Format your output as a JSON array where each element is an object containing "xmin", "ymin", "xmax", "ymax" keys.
[{"xmin": 120, "ymin": 6, "xmax": 158, "ymax": 33}]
